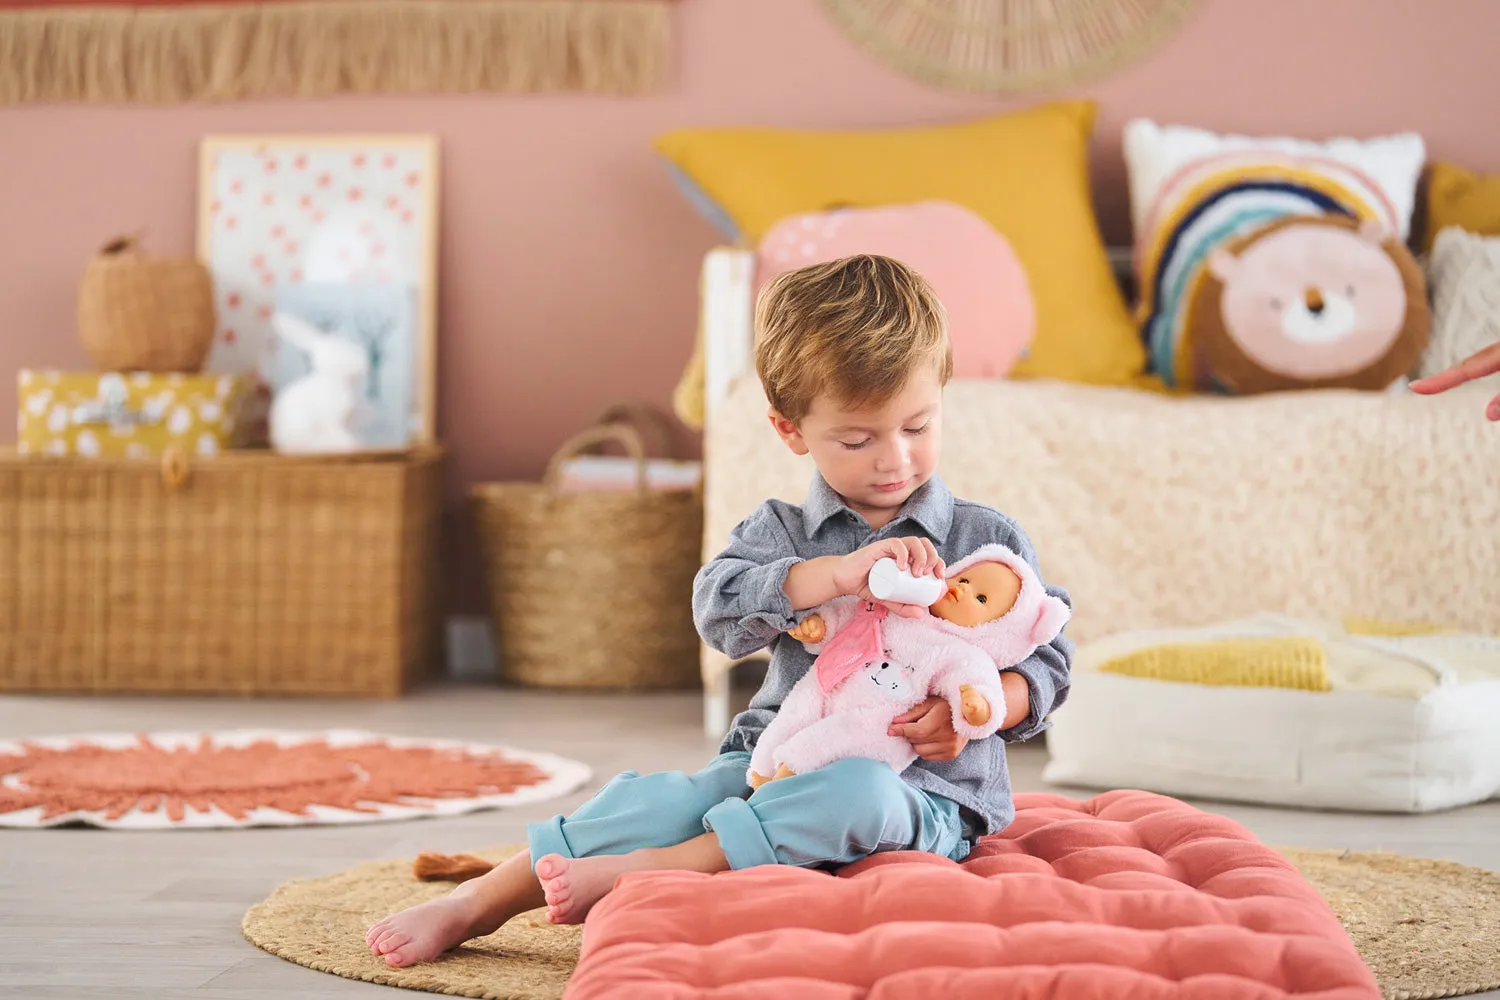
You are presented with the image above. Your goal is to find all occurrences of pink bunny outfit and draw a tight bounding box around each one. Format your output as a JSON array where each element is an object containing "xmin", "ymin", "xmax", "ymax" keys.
[{"xmin": 749, "ymin": 544, "xmax": 1071, "ymax": 782}]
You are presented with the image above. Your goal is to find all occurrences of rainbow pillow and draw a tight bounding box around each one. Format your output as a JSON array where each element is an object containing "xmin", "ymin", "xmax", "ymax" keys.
[{"xmin": 1124, "ymin": 119, "xmax": 1426, "ymax": 390}]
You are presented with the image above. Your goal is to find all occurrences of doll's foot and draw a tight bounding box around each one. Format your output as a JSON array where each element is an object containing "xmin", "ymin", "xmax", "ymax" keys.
[
  {"xmin": 769, "ymin": 763, "xmax": 796, "ymax": 782},
  {"xmin": 366, "ymin": 893, "xmax": 489, "ymax": 968},
  {"xmin": 959, "ymin": 684, "xmax": 992, "ymax": 727},
  {"xmin": 748, "ymin": 770, "xmax": 771, "ymax": 790},
  {"xmin": 535, "ymin": 853, "xmax": 647, "ymax": 925}
]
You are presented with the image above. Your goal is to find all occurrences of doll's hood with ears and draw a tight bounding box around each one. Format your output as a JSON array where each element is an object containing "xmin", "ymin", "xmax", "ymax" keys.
[{"xmin": 926, "ymin": 543, "xmax": 1071, "ymax": 665}]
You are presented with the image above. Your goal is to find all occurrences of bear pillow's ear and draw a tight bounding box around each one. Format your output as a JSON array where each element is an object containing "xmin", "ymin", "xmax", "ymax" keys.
[
  {"xmin": 1357, "ymin": 217, "xmax": 1391, "ymax": 245},
  {"xmin": 1207, "ymin": 247, "xmax": 1239, "ymax": 282}
]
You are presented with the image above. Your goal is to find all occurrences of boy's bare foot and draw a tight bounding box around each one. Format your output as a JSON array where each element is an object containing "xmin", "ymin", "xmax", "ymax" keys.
[
  {"xmin": 365, "ymin": 893, "xmax": 491, "ymax": 968},
  {"xmin": 535, "ymin": 852, "xmax": 653, "ymax": 925},
  {"xmin": 366, "ymin": 849, "xmax": 545, "ymax": 968}
]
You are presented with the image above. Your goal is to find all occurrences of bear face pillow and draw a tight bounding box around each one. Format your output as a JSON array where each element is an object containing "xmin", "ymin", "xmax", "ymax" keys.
[
  {"xmin": 1190, "ymin": 215, "xmax": 1429, "ymax": 395},
  {"xmin": 1124, "ymin": 118, "xmax": 1428, "ymax": 392}
]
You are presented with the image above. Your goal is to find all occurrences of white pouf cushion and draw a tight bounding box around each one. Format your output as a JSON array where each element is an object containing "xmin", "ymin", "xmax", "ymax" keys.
[{"xmin": 1042, "ymin": 615, "xmax": 1500, "ymax": 813}]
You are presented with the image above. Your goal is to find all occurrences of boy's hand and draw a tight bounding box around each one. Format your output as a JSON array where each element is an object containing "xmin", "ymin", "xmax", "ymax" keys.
[
  {"xmin": 889, "ymin": 696, "xmax": 968, "ymax": 761},
  {"xmin": 833, "ymin": 537, "xmax": 944, "ymax": 619}
]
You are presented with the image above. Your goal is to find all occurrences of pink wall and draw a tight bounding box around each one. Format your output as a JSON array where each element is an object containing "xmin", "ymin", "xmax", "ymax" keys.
[{"xmin": 2, "ymin": 0, "xmax": 1496, "ymax": 613}]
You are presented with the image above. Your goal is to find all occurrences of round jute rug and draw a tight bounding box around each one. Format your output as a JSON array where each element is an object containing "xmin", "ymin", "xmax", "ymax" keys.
[
  {"xmin": 245, "ymin": 845, "xmax": 580, "ymax": 1000},
  {"xmin": 1279, "ymin": 847, "xmax": 1500, "ymax": 1000},
  {"xmin": 0, "ymin": 730, "xmax": 591, "ymax": 829},
  {"xmin": 243, "ymin": 844, "xmax": 1500, "ymax": 1000}
]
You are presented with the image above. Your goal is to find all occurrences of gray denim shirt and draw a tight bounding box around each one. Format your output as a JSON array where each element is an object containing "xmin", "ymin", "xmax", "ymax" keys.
[{"xmin": 692, "ymin": 473, "xmax": 1073, "ymax": 838}]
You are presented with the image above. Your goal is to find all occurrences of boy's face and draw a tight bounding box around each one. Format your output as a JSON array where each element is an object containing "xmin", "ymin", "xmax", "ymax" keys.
[{"xmin": 770, "ymin": 366, "xmax": 943, "ymax": 521}]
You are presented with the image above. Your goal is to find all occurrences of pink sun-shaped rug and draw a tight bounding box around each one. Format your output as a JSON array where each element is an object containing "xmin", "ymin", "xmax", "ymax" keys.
[{"xmin": 0, "ymin": 730, "xmax": 591, "ymax": 830}]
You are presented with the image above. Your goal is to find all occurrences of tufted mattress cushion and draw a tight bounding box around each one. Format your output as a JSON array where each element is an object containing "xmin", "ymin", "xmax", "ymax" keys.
[{"xmin": 564, "ymin": 790, "xmax": 1378, "ymax": 999}]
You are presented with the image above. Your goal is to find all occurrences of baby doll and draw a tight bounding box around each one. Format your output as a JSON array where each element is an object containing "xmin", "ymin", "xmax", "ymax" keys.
[{"xmin": 747, "ymin": 543, "xmax": 1071, "ymax": 787}]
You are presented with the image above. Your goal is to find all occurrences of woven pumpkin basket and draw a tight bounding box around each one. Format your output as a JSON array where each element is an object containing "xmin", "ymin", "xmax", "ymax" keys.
[
  {"xmin": 472, "ymin": 409, "xmax": 703, "ymax": 690},
  {"xmin": 77, "ymin": 233, "xmax": 216, "ymax": 373}
]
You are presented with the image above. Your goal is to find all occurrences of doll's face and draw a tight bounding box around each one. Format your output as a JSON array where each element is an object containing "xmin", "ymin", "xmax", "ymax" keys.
[{"xmin": 931, "ymin": 561, "xmax": 1023, "ymax": 627}]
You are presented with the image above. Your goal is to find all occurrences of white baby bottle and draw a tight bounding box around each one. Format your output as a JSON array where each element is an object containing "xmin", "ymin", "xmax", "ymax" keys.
[{"xmin": 866, "ymin": 557, "xmax": 947, "ymax": 606}]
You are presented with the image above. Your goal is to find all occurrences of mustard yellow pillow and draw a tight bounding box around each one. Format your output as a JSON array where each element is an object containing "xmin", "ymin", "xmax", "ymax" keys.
[
  {"xmin": 654, "ymin": 101, "xmax": 1144, "ymax": 386},
  {"xmin": 1424, "ymin": 161, "xmax": 1500, "ymax": 252}
]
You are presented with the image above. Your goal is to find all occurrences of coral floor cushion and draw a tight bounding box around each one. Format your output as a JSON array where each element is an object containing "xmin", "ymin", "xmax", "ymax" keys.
[{"xmin": 565, "ymin": 790, "xmax": 1379, "ymax": 999}]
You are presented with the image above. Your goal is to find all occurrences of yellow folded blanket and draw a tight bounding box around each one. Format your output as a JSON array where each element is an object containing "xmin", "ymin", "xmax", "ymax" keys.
[{"xmin": 1097, "ymin": 636, "xmax": 1331, "ymax": 692}]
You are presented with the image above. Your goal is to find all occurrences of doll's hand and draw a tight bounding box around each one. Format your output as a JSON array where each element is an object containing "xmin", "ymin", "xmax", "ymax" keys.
[
  {"xmin": 748, "ymin": 770, "xmax": 771, "ymax": 790},
  {"xmin": 959, "ymin": 684, "xmax": 991, "ymax": 727},
  {"xmin": 770, "ymin": 763, "xmax": 796, "ymax": 782},
  {"xmin": 788, "ymin": 614, "xmax": 826, "ymax": 644},
  {"xmin": 889, "ymin": 696, "xmax": 969, "ymax": 761}
]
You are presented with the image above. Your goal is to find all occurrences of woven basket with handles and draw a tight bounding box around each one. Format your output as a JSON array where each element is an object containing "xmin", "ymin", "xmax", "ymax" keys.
[
  {"xmin": 77, "ymin": 233, "xmax": 216, "ymax": 373},
  {"xmin": 472, "ymin": 404, "xmax": 703, "ymax": 690}
]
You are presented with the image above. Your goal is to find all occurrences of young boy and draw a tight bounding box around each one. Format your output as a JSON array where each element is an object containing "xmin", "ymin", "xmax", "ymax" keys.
[{"xmin": 366, "ymin": 253, "xmax": 1073, "ymax": 968}]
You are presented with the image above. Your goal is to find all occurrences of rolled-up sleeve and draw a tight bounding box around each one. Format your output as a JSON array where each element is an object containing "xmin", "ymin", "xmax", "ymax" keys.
[
  {"xmin": 692, "ymin": 505, "xmax": 804, "ymax": 661},
  {"xmin": 991, "ymin": 518, "xmax": 1074, "ymax": 742}
]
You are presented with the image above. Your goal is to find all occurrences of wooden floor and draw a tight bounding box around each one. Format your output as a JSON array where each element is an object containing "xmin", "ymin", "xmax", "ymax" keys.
[{"xmin": 3, "ymin": 679, "xmax": 1497, "ymax": 1000}]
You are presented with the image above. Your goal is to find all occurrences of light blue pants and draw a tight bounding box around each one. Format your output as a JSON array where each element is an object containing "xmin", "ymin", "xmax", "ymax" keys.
[{"xmin": 525, "ymin": 751, "xmax": 968, "ymax": 871}]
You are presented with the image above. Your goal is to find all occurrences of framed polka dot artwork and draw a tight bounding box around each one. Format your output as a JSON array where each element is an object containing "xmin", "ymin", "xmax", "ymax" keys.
[{"xmin": 196, "ymin": 134, "xmax": 439, "ymax": 447}]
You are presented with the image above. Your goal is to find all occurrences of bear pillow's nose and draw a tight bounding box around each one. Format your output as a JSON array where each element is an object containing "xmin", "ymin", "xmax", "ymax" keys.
[{"xmin": 1304, "ymin": 287, "xmax": 1325, "ymax": 314}]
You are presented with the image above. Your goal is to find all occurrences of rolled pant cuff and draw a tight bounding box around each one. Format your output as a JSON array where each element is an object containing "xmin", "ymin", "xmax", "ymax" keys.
[
  {"xmin": 702, "ymin": 797, "xmax": 778, "ymax": 870},
  {"xmin": 525, "ymin": 815, "xmax": 574, "ymax": 871}
]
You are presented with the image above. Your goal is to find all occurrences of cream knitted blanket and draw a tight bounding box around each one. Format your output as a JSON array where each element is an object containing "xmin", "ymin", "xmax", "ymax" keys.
[{"xmin": 703, "ymin": 378, "xmax": 1500, "ymax": 652}]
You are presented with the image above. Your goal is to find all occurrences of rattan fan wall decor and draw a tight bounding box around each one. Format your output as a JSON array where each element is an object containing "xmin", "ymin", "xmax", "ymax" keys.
[{"xmin": 823, "ymin": 0, "xmax": 1199, "ymax": 93}]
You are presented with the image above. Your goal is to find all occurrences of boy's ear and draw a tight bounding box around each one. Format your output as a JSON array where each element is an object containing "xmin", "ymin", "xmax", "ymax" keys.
[{"xmin": 767, "ymin": 406, "xmax": 809, "ymax": 456}]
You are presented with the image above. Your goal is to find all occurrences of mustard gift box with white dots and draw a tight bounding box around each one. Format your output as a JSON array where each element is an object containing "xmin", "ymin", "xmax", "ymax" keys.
[{"xmin": 16, "ymin": 369, "xmax": 257, "ymax": 458}]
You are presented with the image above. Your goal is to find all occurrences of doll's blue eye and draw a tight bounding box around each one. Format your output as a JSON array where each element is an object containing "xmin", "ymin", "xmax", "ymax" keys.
[{"xmin": 977, "ymin": 595, "xmax": 987, "ymax": 604}]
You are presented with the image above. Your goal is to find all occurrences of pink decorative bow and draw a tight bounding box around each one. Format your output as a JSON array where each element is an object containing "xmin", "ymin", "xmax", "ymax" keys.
[{"xmin": 814, "ymin": 603, "xmax": 888, "ymax": 695}]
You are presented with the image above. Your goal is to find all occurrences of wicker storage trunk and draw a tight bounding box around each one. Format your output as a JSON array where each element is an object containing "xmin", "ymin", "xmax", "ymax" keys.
[{"xmin": 0, "ymin": 445, "xmax": 443, "ymax": 697}]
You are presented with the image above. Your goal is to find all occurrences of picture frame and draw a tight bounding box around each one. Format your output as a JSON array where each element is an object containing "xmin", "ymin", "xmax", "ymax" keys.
[{"xmin": 196, "ymin": 133, "xmax": 440, "ymax": 447}]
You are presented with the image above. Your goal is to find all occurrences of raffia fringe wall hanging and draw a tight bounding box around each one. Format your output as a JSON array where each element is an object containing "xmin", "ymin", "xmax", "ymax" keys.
[
  {"xmin": 822, "ymin": 0, "xmax": 1198, "ymax": 94},
  {"xmin": 0, "ymin": 0, "xmax": 676, "ymax": 105}
]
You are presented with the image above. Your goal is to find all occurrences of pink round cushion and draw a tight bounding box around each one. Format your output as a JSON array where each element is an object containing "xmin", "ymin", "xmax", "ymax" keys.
[{"xmin": 757, "ymin": 201, "xmax": 1036, "ymax": 379}]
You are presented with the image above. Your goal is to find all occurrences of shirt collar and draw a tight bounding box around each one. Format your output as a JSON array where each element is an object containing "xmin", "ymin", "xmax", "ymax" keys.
[{"xmin": 803, "ymin": 473, "xmax": 954, "ymax": 543}]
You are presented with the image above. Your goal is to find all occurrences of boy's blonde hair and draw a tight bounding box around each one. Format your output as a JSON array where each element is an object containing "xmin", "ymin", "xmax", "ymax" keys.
[{"xmin": 754, "ymin": 254, "xmax": 952, "ymax": 423}]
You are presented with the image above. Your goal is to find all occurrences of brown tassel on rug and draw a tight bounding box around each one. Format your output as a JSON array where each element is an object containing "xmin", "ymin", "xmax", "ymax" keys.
[
  {"xmin": 0, "ymin": 0, "xmax": 675, "ymax": 105},
  {"xmin": 413, "ymin": 851, "xmax": 498, "ymax": 883}
]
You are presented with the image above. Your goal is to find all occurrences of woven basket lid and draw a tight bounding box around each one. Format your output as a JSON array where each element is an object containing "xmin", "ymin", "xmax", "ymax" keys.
[{"xmin": 823, "ymin": 0, "xmax": 1199, "ymax": 93}]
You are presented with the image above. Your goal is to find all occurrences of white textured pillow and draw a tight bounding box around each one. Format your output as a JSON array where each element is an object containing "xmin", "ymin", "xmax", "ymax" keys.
[
  {"xmin": 1416, "ymin": 227, "xmax": 1500, "ymax": 389},
  {"xmin": 1123, "ymin": 119, "xmax": 1427, "ymax": 242}
]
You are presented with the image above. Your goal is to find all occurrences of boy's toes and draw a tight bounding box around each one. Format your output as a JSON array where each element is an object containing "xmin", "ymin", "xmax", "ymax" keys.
[
  {"xmin": 384, "ymin": 942, "xmax": 421, "ymax": 968},
  {"xmin": 534, "ymin": 854, "xmax": 567, "ymax": 880},
  {"xmin": 543, "ymin": 883, "xmax": 570, "ymax": 906},
  {"xmin": 375, "ymin": 930, "xmax": 410, "ymax": 956}
]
